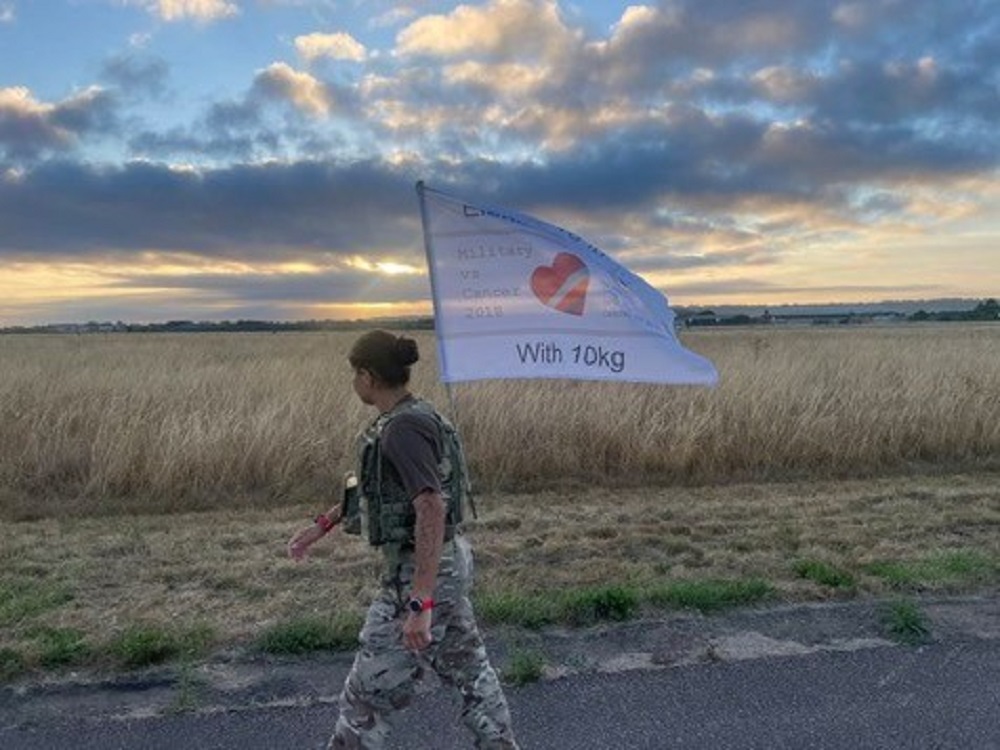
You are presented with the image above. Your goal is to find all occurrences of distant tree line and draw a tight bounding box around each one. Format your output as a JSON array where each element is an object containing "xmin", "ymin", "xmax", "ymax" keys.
[
  {"xmin": 2, "ymin": 300, "xmax": 996, "ymax": 335},
  {"xmin": 0, "ymin": 317, "xmax": 436, "ymax": 335},
  {"xmin": 682, "ymin": 299, "xmax": 998, "ymax": 327},
  {"xmin": 908, "ymin": 299, "xmax": 999, "ymax": 322},
  {"xmin": 118, "ymin": 317, "xmax": 435, "ymax": 333}
]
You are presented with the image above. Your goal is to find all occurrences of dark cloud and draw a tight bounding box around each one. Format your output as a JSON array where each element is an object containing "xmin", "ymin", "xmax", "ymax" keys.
[
  {"xmin": 751, "ymin": 59, "xmax": 1000, "ymax": 125},
  {"xmin": 128, "ymin": 127, "xmax": 268, "ymax": 160},
  {"xmin": 120, "ymin": 70, "xmax": 357, "ymax": 161},
  {"xmin": 49, "ymin": 89, "xmax": 119, "ymax": 136},
  {"xmin": 0, "ymin": 111, "xmax": 67, "ymax": 161},
  {"xmin": 517, "ymin": 0, "xmax": 1000, "ymax": 150},
  {"xmin": 2, "ymin": 93, "xmax": 994, "ymax": 263},
  {"xmin": 100, "ymin": 54, "xmax": 171, "ymax": 101},
  {"xmin": 597, "ymin": 0, "xmax": 833, "ymax": 77},
  {"xmin": 349, "ymin": 3, "xmax": 999, "ymax": 223},
  {"xmin": 126, "ymin": 97, "xmax": 290, "ymax": 161},
  {"xmin": 432, "ymin": 107, "xmax": 993, "ymax": 225},
  {"xmin": 0, "ymin": 87, "xmax": 118, "ymax": 161},
  {"xmin": 0, "ymin": 159, "xmax": 424, "ymax": 257},
  {"xmin": 596, "ymin": 0, "xmax": 997, "ymax": 77},
  {"xmin": 205, "ymin": 99, "xmax": 264, "ymax": 132}
]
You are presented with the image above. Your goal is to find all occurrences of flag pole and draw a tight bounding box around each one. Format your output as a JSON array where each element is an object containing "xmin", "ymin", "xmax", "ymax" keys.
[
  {"xmin": 417, "ymin": 181, "xmax": 479, "ymax": 520},
  {"xmin": 415, "ymin": 181, "xmax": 460, "ymax": 421}
]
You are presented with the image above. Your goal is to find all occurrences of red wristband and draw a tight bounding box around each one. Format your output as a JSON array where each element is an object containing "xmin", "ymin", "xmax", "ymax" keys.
[
  {"xmin": 314, "ymin": 513, "xmax": 336, "ymax": 533},
  {"xmin": 407, "ymin": 596, "xmax": 434, "ymax": 613}
]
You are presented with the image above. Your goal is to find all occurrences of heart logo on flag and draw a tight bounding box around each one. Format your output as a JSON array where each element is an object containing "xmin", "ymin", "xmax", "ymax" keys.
[{"xmin": 530, "ymin": 252, "xmax": 590, "ymax": 316}]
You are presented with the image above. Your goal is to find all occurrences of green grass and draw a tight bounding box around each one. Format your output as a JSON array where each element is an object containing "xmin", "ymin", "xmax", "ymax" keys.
[
  {"xmin": 865, "ymin": 550, "xmax": 997, "ymax": 589},
  {"xmin": 0, "ymin": 646, "xmax": 26, "ymax": 682},
  {"xmin": 109, "ymin": 624, "xmax": 215, "ymax": 669},
  {"xmin": 503, "ymin": 648, "xmax": 546, "ymax": 686},
  {"xmin": 559, "ymin": 585, "xmax": 640, "ymax": 626},
  {"xmin": 793, "ymin": 559, "xmax": 857, "ymax": 589},
  {"xmin": 646, "ymin": 579, "xmax": 774, "ymax": 613},
  {"xmin": 880, "ymin": 599, "xmax": 931, "ymax": 645},
  {"xmin": 478, "ymin": 578, "xmax": 773, "ymax": 630},
  {"xmin": 169, "ymin": 661, "xmax": 208, "ymax": 714},
  {"xmin": 475, "ymin": 591, "xmax": 558, "ymax": 629},
  {"xmin": 255, "ymin": 613, "xmax": 363, "ymax": 655},
  {"xmin": 31, "ymin": 627, "xmax": 92, "ymax": 669},
  {"xmin": 476, "ymin": 587, "xmax": 632, "ymax": 630},
  {"xmin": 0, "ymin": 580, "xmax": 74, "ymax": 627}
]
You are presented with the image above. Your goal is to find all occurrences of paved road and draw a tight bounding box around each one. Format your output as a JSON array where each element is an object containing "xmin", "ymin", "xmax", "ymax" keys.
[{"xmin": 4, "ymin": 638, "xmax": 998, "ymax": 750}]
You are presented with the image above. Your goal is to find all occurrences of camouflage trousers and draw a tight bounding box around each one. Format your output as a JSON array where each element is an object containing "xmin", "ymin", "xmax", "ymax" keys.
[{"xmin": 328, "ymin": 536, "xmax": 519, "ymax": 750}]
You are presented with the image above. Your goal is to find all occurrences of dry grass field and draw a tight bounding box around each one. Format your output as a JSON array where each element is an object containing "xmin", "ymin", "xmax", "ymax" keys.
[
  {"xmin": 1, "ymin": 325, "xmax": 998, "ymax": 678},
  {"xmin": 1, "ymin": 325, "xmax": 998, "ymax": 519}
]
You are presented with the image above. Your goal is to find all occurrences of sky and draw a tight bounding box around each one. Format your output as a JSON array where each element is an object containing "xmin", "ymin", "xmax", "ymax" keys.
[{"xmin": 1, "ymin": 0, "xmax": 998, "ymax": 326}]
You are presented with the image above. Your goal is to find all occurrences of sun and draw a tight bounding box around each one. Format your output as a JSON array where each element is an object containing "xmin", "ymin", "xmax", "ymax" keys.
[
  {"xmin": 376, "ymin": 261, "xmax": 422, "ymax": 276},
  {"xmin": 345, "ymin": 256, "xmax": 424, "ymax": 276}
]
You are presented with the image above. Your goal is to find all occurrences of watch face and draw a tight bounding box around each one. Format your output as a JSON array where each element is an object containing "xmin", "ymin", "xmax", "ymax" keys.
[{"xmin": 407, "ymin": 598, "xmax": 423, "ymax": 613}]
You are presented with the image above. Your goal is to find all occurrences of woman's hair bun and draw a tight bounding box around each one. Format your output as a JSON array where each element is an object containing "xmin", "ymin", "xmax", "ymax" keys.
[{"xmin": 395, "ymin": 336, "xmax": 420, "ymax": 366}]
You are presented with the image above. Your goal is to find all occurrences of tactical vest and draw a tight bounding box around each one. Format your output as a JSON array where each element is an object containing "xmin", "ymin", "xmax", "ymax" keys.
[{"xmin": 347, "ymin": 398, "xmax": 470, "ymax": 547}]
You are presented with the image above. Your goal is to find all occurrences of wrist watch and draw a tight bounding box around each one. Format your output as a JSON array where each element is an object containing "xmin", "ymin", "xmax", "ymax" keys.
[{"xmin": 407, "ymin": 596, "xmax": 434, "ymax": 614}]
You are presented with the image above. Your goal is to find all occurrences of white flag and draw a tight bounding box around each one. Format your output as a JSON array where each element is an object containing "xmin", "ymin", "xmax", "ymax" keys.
[{"xmin": 417, "ymin": 183, "xmax": 719, "ymax": 386}]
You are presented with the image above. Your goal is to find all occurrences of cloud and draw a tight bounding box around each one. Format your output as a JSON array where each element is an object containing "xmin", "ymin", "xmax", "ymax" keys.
[
  {"xmin": 96, "ymin": 0, "xmax": 997, "ymax": 187},
  {"xmin": 815, "ymin": 58, "xmax": 1000, "ymax": 124},
  {"xmin": 588, "ymin": 0, "xmax": 832, "ymax": 84},
  {"xmin": 0, "ymin": 159, "xmax": 421, "ymax": 259},
  {"xmin": 123, "ymin": 62, "xmax": 360, "ymax": 161},
  {"xmin": 109, "ymin": 263, "xmax": 431, "ymax": 305},
  {"xmin": 396, "ymin": 0, "xmax": 578, "ymax": 61},
  {"xmin": 3, "ymin": 0, "xmax": 998, "ymax": 320},
  {"xmin": 128, "ymin": 125, "xmax": 274, "ymax": 161},
  {"xmin": 0, "ymin": 86, "xmax": 118, "ymax": 161},
  {"xmin": 295, "ymin": 32, "xmax": 368, "ymax": 63},
  {"xmin": 49, "ymin": 87, "xmax": 118, "ymax": 136},
  {"xmin": 369, "ymin": 6, "xmax": 418, "ymax": 29},
  {"xmin": 0, "ymin": 3, "xmax": 14, "ymax": 24},
  {"xmin": 442, "ymin": 60, "xmax": 550, "ymax": 96},
  {"xmin": 371, "ymin": 0, "xmax": 1000, "ymax": 198},
  {"xmin": 0, "ymin": 88, "xmax": 75, "ymax": 158},
  {"xmin": 831, "ymin": 2, "xmax": 868, "ymax": 30},
  {"xmin": 251, "ymin": 63, "xmax": 334, "ymax": 117},
  {"xmin": 136, "ymin": 0, "xmax": 239, "ymax": 23},
  {"xmin": 100, "ymin": 54, "xmax": 171, "ymax": 100},
  {"xmin": 6, "ymin": 98, "xmax": 991, "ymax": 265}
]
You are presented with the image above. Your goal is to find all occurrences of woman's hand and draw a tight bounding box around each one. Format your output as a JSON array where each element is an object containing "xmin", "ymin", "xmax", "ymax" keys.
[
  {"xmin": 402, "ymin": 609, "xmax": 433, "ymax": 651},
  {"xmin": 287, "ymin": 523, "xmax": 326, "ymax": 561}
]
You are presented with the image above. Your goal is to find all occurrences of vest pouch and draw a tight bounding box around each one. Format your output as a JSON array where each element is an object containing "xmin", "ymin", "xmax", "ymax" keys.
[{"xmin": 341, "ymin": 471, "xmax": 362, "ymax": 535}]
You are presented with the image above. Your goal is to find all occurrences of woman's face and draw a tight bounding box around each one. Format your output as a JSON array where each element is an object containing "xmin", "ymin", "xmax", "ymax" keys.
[{"xmin": 352, "ymin": 367, "xmax": 376, "ymax": 405}]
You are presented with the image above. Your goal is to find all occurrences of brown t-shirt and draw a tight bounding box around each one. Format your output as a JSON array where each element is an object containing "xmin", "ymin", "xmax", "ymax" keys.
[{"xmin": 380, "ymin": 408, "xmax": 443, "ymax": 500}]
